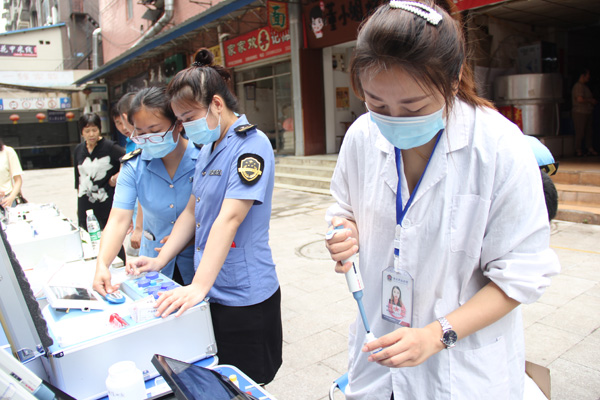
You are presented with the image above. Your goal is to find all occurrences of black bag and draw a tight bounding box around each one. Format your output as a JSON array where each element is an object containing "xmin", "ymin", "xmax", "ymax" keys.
[{"xmin": 14, "ymin": 193, "xmax": 27, "ymax": 205}]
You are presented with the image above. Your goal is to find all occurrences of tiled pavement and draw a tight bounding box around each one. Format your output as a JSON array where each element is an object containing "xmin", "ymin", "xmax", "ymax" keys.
[{"xmin": 21, "ymin": 168, "xmax": 600, "ymax": 400}]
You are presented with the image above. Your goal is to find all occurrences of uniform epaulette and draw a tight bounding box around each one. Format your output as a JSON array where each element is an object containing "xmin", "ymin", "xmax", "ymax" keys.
[
  {"xmin": 120, "ymin": 148, "xmax": 142, "ymax": 163},
  {"xmin": 234, "ymin": 124, "xmax": 257, "ymax": 134}
]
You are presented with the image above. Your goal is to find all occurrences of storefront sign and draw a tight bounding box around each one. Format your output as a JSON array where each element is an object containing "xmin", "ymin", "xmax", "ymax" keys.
[
  {"xmin": 268, "ymin": 1, "xmax": 288, "ymax": 32},
  {"xmin": 48, "ymin": 110, "xmax": 67, "ymax": 123},
  {"xmin": 224, "ymin": 26, "xmax": 291, "ymax": 67},
  {"xmin": 208, "ymin": 45, "xmax": 223, "ymax": 66},
  {"xmin": 0, "ymin": 71, "xmax": 75, "ymax": 87},
  {"xmin": 0, "ymin": 44, "xmax": 37, "ymax": 57},
  {"xmin": 304, "ymin": 0, "xmax": 379, "ymax": 49},
  {"xmin": 452, "ymin": 0, "xmax": 508, "ymax": 11},
  {"xmin": 303, "ymin": 0, "xmax": 510, "ymax": 48},
  {"xmin": 0, "ymin": 97, "xmax": 71, "ymax": 111}
]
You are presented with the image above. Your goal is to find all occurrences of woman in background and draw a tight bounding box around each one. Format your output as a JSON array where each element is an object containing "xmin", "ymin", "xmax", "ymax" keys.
[
  {"xmin": 74, "ymin": 113, "xmax": 125, "ymax": 262},
  {"xmin": 0, "ymin": 139, "xmax": 24, "ymax": 212}
]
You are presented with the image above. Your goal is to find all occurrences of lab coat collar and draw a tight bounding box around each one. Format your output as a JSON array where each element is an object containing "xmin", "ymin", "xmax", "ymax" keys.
[{"xmin": 374, "ymin": 121, "xmax": 449, "ymax": 204}]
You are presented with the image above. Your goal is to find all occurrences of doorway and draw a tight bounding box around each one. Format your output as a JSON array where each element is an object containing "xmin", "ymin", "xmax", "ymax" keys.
[{"xmin": 235, "ymin": 61, "xmax": 294, "ymax": 154}]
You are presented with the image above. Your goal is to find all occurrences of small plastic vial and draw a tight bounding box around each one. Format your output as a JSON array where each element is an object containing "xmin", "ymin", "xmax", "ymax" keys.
[{"xmin": 229, "ymin": 374, "xmax": 239, "ymax": 388}]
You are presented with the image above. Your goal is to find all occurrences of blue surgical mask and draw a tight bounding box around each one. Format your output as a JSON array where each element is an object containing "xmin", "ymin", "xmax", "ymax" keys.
[
  {"xmin": 138, "ymin": 129, "xmax": 178, "ymax": 158},
  {"xmin": 182, "ymin": 105, "xmax": 221, "ymax": 145},
  {"xmin": 367, "ymin": 104, "xmax": 445, "ymax": 149}
]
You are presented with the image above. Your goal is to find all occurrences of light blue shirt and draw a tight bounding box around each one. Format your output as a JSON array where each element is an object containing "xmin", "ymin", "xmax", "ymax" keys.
[
  {"xmin": 113, "ymin": 139, "xmax": 200, "ymax": 284},
  {"xmin": 193, "ymin": 115, "xmax": 278, "ymax": 306}
]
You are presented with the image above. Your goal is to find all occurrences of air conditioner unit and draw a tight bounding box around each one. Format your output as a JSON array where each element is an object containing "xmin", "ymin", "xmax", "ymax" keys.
[{"xmin": 17, "ymin": 21, "xmax": 30, "ymax": 29}]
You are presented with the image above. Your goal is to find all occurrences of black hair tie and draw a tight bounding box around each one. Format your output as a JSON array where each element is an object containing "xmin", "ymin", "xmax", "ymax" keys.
[{"xmin": 192, "ymin": 61, "xmax": 206, "ymax": 67}]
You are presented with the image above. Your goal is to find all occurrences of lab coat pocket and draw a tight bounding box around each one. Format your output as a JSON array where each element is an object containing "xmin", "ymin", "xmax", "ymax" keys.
[
  {"xmin": 214, "ymin": 247, "xmax": 251, "ymax": 289},
  {"xmin": 449, "ymin": 336, "xmax": 509, "ymax": 400},
  {"xmin": 450, "ymin": 195, "xmax": 491, "ymax": 258}
]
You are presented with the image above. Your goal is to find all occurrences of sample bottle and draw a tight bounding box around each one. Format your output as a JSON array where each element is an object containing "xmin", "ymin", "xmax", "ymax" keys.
[
  {"xmin": 105, "ymin": 361, "xmax": 146, "ymax": 400},
  {"xmin": 229, "ymin": 374, "xmax": 240, "ymax": 388},
  {"xmin": 86, "ymin": 209, "xmax": 101, "ymax": 257}
]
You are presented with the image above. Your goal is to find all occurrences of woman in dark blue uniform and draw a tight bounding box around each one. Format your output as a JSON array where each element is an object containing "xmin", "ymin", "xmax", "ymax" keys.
[{"xmin": 132, "ymin": 49, "xmax": 282, "ymax": 384}]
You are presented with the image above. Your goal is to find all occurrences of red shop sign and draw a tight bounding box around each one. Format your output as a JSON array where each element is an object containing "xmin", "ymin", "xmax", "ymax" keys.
[
  {"xmin": 452, "ymin": 0, "xmax": 508, "ymax": 11},
  {"xmin": 223, "ymin": 26, "xmax": 291, "ymax": 67}
]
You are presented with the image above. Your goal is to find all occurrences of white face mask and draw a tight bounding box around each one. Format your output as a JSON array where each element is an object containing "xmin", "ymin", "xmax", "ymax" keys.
[
  {"xmin": 367, "ymin": 104, "xmax": 445, "ymax": 149},
  {"xmin": 181, "ymin": 105, "xmax": 221, "ymax": 145}
]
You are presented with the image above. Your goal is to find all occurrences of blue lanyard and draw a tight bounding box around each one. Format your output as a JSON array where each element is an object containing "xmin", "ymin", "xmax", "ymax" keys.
[{"xmin": 394, "ymin": 130, "xmax": 443, "ymax": 229}]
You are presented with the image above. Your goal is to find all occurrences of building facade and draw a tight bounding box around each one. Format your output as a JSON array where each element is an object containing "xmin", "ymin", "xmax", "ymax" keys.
[
  {"xmin": 77, "ymin": 0, "xmax": 600, "ymax": 157},
  {"xmin": 0, "ymin": 0, "xmax": 101, "ymax": 169}
]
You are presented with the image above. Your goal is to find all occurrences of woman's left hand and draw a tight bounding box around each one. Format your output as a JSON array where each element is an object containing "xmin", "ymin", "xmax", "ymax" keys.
[
  {"xmin": 154, "ymin": 283, "xmax": 206, "ymax": 318},
  {"xmin": 109, "ymin": 172, "xmax": 119, "ymax": 187},
  {"xmin": 362, "ymin": 324, "xmax": 444, "ymax": 368}
]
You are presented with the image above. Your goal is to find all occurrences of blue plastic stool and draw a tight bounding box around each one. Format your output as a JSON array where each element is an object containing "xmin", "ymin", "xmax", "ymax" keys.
[{"xmin": 329, "ymin": 372, "xmax": 349, "ymax": 399}]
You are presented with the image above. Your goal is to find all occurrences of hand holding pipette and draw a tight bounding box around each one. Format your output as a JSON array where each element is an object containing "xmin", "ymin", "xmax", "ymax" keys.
[
  {"xmin": 324, "ymin": 217, "xmax": 359, "ymax": 274},
  {"xmin": 326, "ymin": 218, "xmax": 381, "ymax": 353}
]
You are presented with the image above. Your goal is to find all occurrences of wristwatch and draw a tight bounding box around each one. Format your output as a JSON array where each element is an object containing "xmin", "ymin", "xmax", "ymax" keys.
[{"xmin": 437, "ymin": 317, "xmax": 457, "ymax": 349}]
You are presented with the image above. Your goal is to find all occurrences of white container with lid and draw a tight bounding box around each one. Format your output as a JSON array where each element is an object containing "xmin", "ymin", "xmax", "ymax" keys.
[{"xmin": 106, "ymin": 360, "xmax": 146, "ymax": 400}]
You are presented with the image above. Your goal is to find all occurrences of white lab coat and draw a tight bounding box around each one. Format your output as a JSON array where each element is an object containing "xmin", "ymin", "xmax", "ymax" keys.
[{"xmin": 326, "ymin": 99, "xmax": 560, "ymax": 400}]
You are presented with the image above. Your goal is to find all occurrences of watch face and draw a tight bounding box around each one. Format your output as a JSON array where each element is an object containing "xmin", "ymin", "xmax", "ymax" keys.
[{"xmin": 443, "ymin": 330, "xmax": 458, "ymax": 346}]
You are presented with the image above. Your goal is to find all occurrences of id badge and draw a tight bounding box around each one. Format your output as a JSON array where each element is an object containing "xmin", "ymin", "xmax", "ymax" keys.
[{"xmin": 381, "ymin": 266, "xmax": 414, "ymax": 327}]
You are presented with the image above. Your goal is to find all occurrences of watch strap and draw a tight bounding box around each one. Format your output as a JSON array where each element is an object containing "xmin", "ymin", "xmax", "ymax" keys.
[{"xmin": 437, "ymin": 316, "xmax": 452, "ymax": 332}]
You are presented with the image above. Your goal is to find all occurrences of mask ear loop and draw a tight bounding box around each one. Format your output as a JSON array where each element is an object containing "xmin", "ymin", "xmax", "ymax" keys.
[{"xmin": 389, "ymin": 1, "xmax": 443, "ymax": 26}]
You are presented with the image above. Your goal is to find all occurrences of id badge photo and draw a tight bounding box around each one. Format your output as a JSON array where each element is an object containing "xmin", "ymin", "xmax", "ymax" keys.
[{"xmin": 381, "ymin": 266, "xmax": 414, "ymax": 327}]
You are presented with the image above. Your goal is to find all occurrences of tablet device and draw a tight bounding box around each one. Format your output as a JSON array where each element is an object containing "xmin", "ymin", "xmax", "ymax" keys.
[
  {"xmin": 151, "ymin": 354, "xmax": 256, "ymax": 400},
  {"xmin": 43, "ymin": 285, "xmax": 106, "ymax": 311}
]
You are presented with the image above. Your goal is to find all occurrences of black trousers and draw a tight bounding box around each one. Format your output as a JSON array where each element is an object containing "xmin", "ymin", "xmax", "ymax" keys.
[{"xmin": 210, "ymin": 287, "xmax": 282, "ymax": 385}]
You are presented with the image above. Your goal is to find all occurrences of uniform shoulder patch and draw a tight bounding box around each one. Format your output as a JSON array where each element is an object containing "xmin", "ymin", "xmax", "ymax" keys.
[
  {"xmin": 237, "ymin": 153, "xmax": 264, "ymax": 185},
  {"xmin": 120, "ymin": 148, "xmax": 142, "ymax": 163},
  {"xmin": 234, "ymin": 124, "xmax": 257, "ymax": 134}
]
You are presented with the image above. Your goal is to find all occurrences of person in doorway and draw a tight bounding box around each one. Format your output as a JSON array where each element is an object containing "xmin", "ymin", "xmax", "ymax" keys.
[
  {"xmin": 0, "ymin": 139, "xmax": 24, "ymax": 213},
  {"xmin": 572, "ymin": 67, "xmax": 598, "ymax": 156},
  {"xmin": 93, "ymin": 86, "xmax": 198, "ymax": 294},
  {"xmin": 324, "ymin": 1, "xmax": 560, "ymax": 399},
  {"xmin": 74, "ymin": 113, "xmax": 125, "ymax": 260},
  {"xmin": 129, "ymin": 49, "xmax": 282, "ymax": 385}
]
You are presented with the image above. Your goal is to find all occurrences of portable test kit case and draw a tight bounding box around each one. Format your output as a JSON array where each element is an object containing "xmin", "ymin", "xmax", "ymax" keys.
[
  {"xmin": 40, "ymin": 279, "xmax": 217, "ymax": 400},
  {"xmin": 4, "ymin": 203, "xmax": 83, "ymax": 269}
]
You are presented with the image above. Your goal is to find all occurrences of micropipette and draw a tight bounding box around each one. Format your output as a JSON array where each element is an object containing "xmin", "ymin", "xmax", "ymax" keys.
[{"xmin": 326, "ymin": 226, "xmax": 379, "ymax": 348}]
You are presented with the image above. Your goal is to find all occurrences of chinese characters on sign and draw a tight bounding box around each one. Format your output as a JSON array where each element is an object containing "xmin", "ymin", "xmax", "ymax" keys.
[
  {"xmin": 268, "ymin": 1, "xmax": 288, "ymax": 32},
  {"xmin": 0, "ymin": 44, "xmax": 37, "ymax": 57},
  {"xmin": 223, "ymin": 1, "xmax": 290, "ymax": 67},
  {"xmin": 224, "ymin": 26, "xmax": 291, "ymax": 67}
]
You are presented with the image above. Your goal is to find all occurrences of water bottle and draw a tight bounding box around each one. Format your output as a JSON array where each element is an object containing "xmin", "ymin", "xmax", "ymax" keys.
[
  {"xmin": 86, "ymin": 209, "xmax": 101, "ymax": 257},
  {"xmin": 105, "ymin": 361, "xmax": 146, "ymax": 400}
]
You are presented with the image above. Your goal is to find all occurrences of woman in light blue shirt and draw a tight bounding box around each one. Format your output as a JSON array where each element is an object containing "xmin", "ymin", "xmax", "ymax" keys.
[
  {"xmin": 131, "ymin": 49, "xmax": 281, "ymax": 385},
  {"xmin": 93, "ymin": 86, "xmax": 199, "ymax": 296}
]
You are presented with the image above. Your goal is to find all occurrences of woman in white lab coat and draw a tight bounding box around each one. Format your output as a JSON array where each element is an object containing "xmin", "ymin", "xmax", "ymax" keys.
[{"xmin": 324, "ymin": 1, "xmax": 560, "ymax": 399}]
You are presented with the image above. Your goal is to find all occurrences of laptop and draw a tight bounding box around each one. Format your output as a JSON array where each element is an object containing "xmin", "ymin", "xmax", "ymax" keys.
[{"xmin": 151, "ymin": 354, "xmax": 257, "ymax": 400}]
